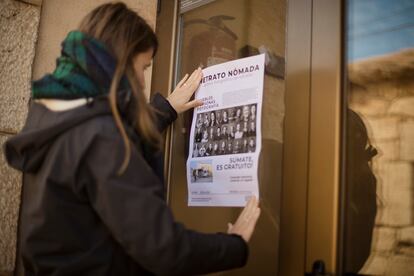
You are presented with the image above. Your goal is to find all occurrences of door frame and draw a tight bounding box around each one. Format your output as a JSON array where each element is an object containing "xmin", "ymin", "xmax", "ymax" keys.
[
  {"xmin": 151, "ymin": 0, "xmax": 343, "ymax": 275},
  {"xmin": 305, "ymin": 0, "xmax": 342, "ymax": 273}
]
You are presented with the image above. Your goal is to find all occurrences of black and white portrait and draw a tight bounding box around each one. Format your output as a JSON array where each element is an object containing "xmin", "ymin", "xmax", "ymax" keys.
[{"xmin": 192, "ymin": 104, "xmax": 257, "ymax": 157}]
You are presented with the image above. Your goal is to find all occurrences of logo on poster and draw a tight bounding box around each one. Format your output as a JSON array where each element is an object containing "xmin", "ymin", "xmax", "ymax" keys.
[
  {"xmin": 216, "ymin": 156, "xmax": 254, "ymax": 171},
  {"xmin": 201, "ymin": 64, "xmax": 260, "ymax": 84}
]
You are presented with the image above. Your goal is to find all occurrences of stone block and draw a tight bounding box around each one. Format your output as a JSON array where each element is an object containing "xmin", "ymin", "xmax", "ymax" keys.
[
  {"xmin": 349, "ymin": 97, "xmax": 390, "ymax": 117},
  {"xmin": 363, "ymin": 116, "xmax": 399, "ymax": 142},
  {"xmin": 381, "ymin": 162, "xmax": 413, "ymax": 190},
  {"xmin": 377, "ymin": 201, "xmax": 413, "ymax": 227},
  {"xmin": 377, "ymin": 205, "xmax": 413, "ymax": 228},
  {"xmin": 373, "ymin": 140, "xmax": 399, "ymax": 162},
  {"xmin": 399, "ymin": 226, "xmax": 414, "ymax": 245},
  {"xmin": 375, "ymin": 162, "xmax": 414, "ymax": 226},
  {"xmin": 359, "ymin": 253, "xmax": 388, "ymax": 275},
  {"xmin": 371, "ymin": 226, "xmax": 397, "ymax": 253},
  {"xmin": 0, "ymin": 0, "xmax": 40, "ymax": 133},
  {"xmin": 400, "ymin": 120, "xmax": 414, "ymax": 161},
  {"xmin": 386, "ymin": 255, "xmax": 414, "ymax": 276},
  {"xmin": 397, "ymin": 246, "xmax": 414, "ymax": 257},
  {"xmin": 0, "ymin": 135, "xmax": 22, "ymax": 272},
  {"xmin": 389, "ymin": 97, "xmax": 414, "ymax": 117}
]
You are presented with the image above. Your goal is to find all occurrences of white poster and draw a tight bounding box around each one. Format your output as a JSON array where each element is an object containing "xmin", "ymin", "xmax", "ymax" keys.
[{"xmin": 186, "ymin": 54, "xmax": 265, "ymax": 207}]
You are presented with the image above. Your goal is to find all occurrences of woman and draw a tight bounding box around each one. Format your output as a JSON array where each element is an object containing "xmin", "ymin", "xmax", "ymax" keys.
[
  {"xmin": 215, "ymin": 126, "xmax": 222, "ymax": 140},
  {"xmin": 219, "ymin": 140, "xmax": 227, "ymax": 155},
  {"xmin": 242, "ymin": 121, "xmax": 249, "ymax": 135},
  {"xmin": 209, "ymin": 111, "xmax": 216, "ymax": 127},
  {"xmin": 222, "ymin": 125, "xmax": 229, "ymax": 140},
  {"xmin": 242, "ymin": 105, "xmax": 250, "ymax": 122},
  {"xmin": 195, "ymin": 126, "xmax": 203, "ymax": 143},
  {"xmin": 250, "ymin": 105, "xmax": 256, "ymax": 121},
  {"xmin": 248, "ymin": 121, "xmax": 256, "ymax": 137},
  {"xmin": 199, "ymin": 144, "xmax": 207, "ymax": 157},
  {"xmin": 242, "ymin": 138, "xmax": 248, "ymax": 153},
  {"xmin": 248, "ymin": 138, "xmax": 256, "ymax": 153},
  {"xmin": 344, "ymin": 109, "xmax": 377, "ymax": 274},
  {"xmin": 228, "ymin": 125, "xmax": 235, "ymax": 140},
  {"xmin": 234, "ymin": 108, "xmax": 242, "ymax": 122},
  {"xmin": 234, "ymin": 123, "xmax": 244, "ymax": 139},
  {"xmin": 226, "ymin": 141, "xmax": 234, "ymax": 155},
  {"xmin": 206, "ymin": 143, "xmax": 213, "ymax": 156},
  {"xmin": 193, "ymin": 143, "xmax": 200, "ymax": 158},
  {"xmin": 201, "ymin": 129, "xmax": 209, "ymax": 143},
  {"xmin": 216, "ymin": 110, "xmax": 222, "ymax": 125},
  {"xmin": 203, "ymin": 113, "xmax": 210, "ymax": 127},
  {"xmin": 233, "ymin": 140, "xmax": 241, "ymax": 154},
  {"xmin": 196, "ymin": 114, "xmax": 203, "ymax": 128},
  {"xmin": 222, "ymin": 109, "xmax": 229, "ymax": 123},
  {"xmin": 4, "ymin": 3, "xmax": 260, "ymax": 275},
  {"xmin": 209, "ymin": 126, "xmax": 215, "ymax": 140},
  {"xmin": 213, "ymin": 142, "xmax": 219, "ymax": 156}
]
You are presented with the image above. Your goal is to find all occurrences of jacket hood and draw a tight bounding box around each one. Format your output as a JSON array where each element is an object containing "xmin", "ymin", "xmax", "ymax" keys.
[{"xmin": 4, "ymin": 96, "xmax": 112, "ymax": 173}]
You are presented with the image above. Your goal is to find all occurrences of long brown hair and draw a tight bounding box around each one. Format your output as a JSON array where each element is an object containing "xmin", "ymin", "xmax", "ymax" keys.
[{"xmin": 79, "ymin": 2, "xmax": 161, "ymax": 174}]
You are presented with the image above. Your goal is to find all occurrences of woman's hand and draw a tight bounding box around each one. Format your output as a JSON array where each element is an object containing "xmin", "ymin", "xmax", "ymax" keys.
[
  {"xmin": 167, "ymin": 67, "xmax": 204, "ymax": 114},
  {"xmin": 227, "ymin": 196, "xmax": 261, "ymax": 242}
]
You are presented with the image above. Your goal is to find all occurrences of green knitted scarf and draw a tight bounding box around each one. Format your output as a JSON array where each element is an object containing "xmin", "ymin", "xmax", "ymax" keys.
[{"xmin": 32, "ymin": 31, "xmax": 128, "ymax": 99}]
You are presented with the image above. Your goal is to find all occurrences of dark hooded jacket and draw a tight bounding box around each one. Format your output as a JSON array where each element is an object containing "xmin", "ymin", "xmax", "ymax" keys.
[{"xmin": 4, "ymin": 93, "xmax": 248, "ymax": 275}]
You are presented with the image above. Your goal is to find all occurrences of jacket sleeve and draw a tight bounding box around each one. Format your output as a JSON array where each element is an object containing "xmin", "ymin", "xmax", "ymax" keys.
[
  {"xmin": 83, "ymin": 131, "xmax": 248, "ymax": 275},
  {"xmin": 150, "ymin": 93, "xmax": 177, "ymax": 132}
]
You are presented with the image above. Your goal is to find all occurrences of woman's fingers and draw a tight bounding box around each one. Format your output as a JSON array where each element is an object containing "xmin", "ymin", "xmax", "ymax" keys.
[
  {"xmin": 186, "ymin": 67, "xmax": 202, "ymax": 85},
  {"xmin": 237, "ymin": 196, "xmax": 257, "ymax": 222},
  {"xmin": 177, "ymin": 67, "xmax": 201, "ymax": 89},
  {"xmin": 239, "ymin": 197, "xmax": 259, "ymax": 227},
  {"xmin": 177, "ymin": 73, "xmax": 189, "ymax": 88},
  {"xmin": 247, "ymin": 208, "xmax": 261, "ymax": 229},
  {"xmin": 167, "ymin": 67, "xmax": 203, "ymax": 114},
  {"xmin": 244, "ymin": 208, "xmax": 261, "ymax": 239},
  {"xmin": 183, "ymin": 70, "xmax": 202, "ymax": 98},
  {"xmin": 231, "ymin": 197, "xmax": 254, "ymax": 229},
  {"xmin": 227, "ymin": 223, "xmax": 233, "ymax": 232},
  {"xmin": 189, "ymin": 76, "xmax": 202, "ymax": 92},
  {"xmin": 185, "ymin": 99, "xmax": 203, "ymax": 110},
  {"xmin": 184, "ymin": 68, "xmax": 202, "ymax": 91},
  {"xmin": 227, "ymin": 197, "xmax": 260, "ymax": 242},
  {"xmin": 245, "ymin": 196, "xmax": 258, "ymax": 218}
]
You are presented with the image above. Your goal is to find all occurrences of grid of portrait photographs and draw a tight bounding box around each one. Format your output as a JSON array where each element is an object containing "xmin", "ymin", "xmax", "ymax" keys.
[{"xmin": 192, "ymin": 104, "xmax": 257, "ymax": 158}]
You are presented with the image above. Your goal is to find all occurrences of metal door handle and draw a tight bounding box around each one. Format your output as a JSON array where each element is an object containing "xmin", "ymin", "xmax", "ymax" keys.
[{"xmin": 305, "ymin": 260, "xmax": 333, "ymax": 276}]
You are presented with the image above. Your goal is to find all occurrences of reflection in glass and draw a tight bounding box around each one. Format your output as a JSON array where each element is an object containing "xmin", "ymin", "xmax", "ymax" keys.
[
  {"xmin": 344, "ymin": 110, "xmax": 377, "ymax": 274},
  {"xmin": 345, "ymin": 0, "xmax": 414, "ymax": 274}
]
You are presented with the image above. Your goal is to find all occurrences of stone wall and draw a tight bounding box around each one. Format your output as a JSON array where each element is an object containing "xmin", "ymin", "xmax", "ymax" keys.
[
  {"xmin": 0, "ymin": 0, "xmax": 157, "ymax": 274},
  {"xmin": 32, "ymin": 0, "xmax": 157, "ymax": 100},
  {"xmin": 349, "ymin": 49, "xmax": 414, "ymax": 276},
  {"xmin": 0, "ymin": 0, "xmax": 41, "ymax": 274}
]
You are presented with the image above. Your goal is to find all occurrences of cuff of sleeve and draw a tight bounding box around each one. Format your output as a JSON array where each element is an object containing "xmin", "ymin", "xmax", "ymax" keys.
[
  {"xmin": 152, "ymin": 93, "xmax": 178, "ymax": 121},
  {"xmin": 228, "ymin": 234, "xmax": 249, "ymax": 267}
]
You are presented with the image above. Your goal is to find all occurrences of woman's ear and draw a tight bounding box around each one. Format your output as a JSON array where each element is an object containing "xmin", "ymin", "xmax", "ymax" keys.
[{"xmin": 132, "ymin": 48, "xmax": 154, "ymax": 98}]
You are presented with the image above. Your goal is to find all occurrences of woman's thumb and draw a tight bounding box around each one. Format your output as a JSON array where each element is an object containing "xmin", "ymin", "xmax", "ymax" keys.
[{"xmin": 227, "ymin": 222, "xmax": 233, "ymax": 233}]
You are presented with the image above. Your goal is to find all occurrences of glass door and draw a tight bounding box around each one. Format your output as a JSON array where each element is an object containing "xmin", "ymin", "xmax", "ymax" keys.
[
  {"xmin": 152, "ymin": 0, "xmax": 341, "ymax": 274},
  {"xmin": 167, "ymin": 0, "xmax": 286, "ymax": 274},
  {"xmin": 340, "ymin": 0, "xmax": 414, "ymax": 275}
]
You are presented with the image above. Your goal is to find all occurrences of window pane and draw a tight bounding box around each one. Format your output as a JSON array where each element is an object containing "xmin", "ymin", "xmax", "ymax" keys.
[{"xmin": 344, "ymin": 0, "xmax": 414, "ymax": 275}]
